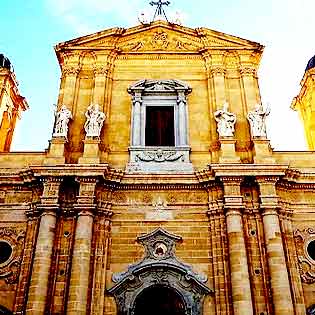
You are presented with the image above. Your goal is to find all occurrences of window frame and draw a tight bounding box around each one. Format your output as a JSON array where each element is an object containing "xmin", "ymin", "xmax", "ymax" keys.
[{"xmin": 127, "ymin": 79, "xmax": 193, "ymax": 173}]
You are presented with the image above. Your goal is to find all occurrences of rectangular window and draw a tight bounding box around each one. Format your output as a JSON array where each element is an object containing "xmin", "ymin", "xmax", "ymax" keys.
[{"xmin": 145, "ymin": 106, "xmax": 175, "ymax": 146}]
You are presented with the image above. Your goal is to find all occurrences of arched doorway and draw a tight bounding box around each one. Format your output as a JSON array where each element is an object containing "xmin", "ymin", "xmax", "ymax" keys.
[
  {"xmin": 0, "ymin": 305, "xmax": 12, "ymax": 315},
  {"xmin": 133, "ymin": 286, "xmax": 186, "ymax": 315}
]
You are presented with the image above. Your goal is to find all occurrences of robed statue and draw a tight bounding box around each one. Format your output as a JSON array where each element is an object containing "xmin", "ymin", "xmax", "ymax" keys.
[
  {"xmin": 214, "ymin": 102, "xmax": 236, "ymax": 137},
  {"xmin": 247, "ymin": 103, "xmax": 270, "ymax": 138},
  {"xmin": 84, "ymin": 104, "xmax": 106, "ymax": 137},
  {"xmin": 53, "ymin": 105, "xmax": 72, "ymax": 138}
]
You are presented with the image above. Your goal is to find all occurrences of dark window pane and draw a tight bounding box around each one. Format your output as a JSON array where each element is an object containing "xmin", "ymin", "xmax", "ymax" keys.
[
  {"xmin": 0, "ymin": 241, "xmax": 12, "ymax": 264},
  {"xmin": 145, "ymin": 106, "xmax": 174, "ymax": 146},
  {"xmin": 307, "ymin": 240, "xmax": 315, "ymax": 261}
]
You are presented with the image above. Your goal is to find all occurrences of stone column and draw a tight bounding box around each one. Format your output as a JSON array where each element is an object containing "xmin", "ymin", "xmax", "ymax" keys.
[
  {"xmin": 131, "ymin": 94, "xmax": 142, "ymax": 146},
  {"xmin": 66, "ymin": 177, "xmax": 97, "ymax": 315},
  {"xmin": 177, "ymin": 93, "xmax": 188, "ymax": 146},
  {"xmin": 60, "ymin": 65, "xmax": 80, "ymax": 108},
  {"xmin": 279, "ymin": 207, "xmax": 305, "ymax": 315},
  {"xmin": 26, "ymin": 177, "xmax": 62, "ymax": 314},
  {"xmin": 14, "ymin": 206, "xmax": 40, "ymax": 314},
  {"xmin": 92, "ymin": 66, "xmax": 108, "ymax": 105},
  {"xmin": 257, "ymin": 177, "xmax": 294, "ymax": 315},
  {"xmin": 222, "ymin": 177, "xmax": 253, "ymax": 315},
  {"xmin": 239, "ymin": 65, "xmax": 260, "ymax": 112},
  {"xmin": 91, "ymin": 204, "xmax": 113, "ymax": 314},
  {"xmin": 207, "ymin": 185, "xmax": 231, "ymax": 315}
]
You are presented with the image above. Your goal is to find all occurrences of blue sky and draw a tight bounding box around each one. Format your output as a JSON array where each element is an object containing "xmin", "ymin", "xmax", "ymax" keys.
[{"xmin": 1, "ymin": 0, "xmax": 314, "ymax": 151}]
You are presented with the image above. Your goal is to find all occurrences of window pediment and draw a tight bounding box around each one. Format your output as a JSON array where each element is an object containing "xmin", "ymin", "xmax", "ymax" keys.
[{"xmin": 128, "ymin": 79, "xmax": 192, "ymax": 94}]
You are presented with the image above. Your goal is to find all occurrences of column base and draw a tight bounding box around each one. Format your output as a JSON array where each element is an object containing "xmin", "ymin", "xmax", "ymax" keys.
[
  {"xmin": 219, "ymin": 138, "xmax": 240, "ymax": 163},
  {"xmin": 44, "ymin": 138, "xmax": 66, "ymax": 165},
  {"xmin": 253, "ymin": 138, "xmax": 275, "ymax": 164},
  {"xmin": 78, "ymin": 138, "xmax": 101, "ymax": 164}
]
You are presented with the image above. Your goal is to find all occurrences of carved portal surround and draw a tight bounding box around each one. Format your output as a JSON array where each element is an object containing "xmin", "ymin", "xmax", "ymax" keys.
[
  {"xmin": 294, "ymin": 228, "xmax": 315, "ymax": 283},
  {"xmin": 126, "ymin": 79, "xmax": 193, "ymax": 173},
  {"xmin": 108, "ymin": 228, "xmax": 212, "ymax": 315}
]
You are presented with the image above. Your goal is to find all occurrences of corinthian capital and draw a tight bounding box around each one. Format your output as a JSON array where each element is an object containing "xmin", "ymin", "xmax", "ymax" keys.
[
  {"xmin": 210, "ymin": 66, "xmax": 226, "ymax": 77},
  {"xmin": 62, "ymin": 65, "xmax": 80, "ymax": 77},
  {"xmin": 93, "ymin": 66, "xmax": 109, "ymax": 76},
  {"xmin": 239, "ymin": 66, "xmax": 257, "ymax": 77}
]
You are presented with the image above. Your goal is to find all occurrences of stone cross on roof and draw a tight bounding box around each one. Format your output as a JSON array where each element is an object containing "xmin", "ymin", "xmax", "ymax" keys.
[{"xmin": 150, "ymin": 0, "xmax": 171, "ymax": 22}]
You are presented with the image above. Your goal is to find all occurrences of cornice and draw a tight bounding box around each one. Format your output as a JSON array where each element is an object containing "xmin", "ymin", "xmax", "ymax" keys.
[
  {"xmin": 283, "ymin": 168, "xmax": 315, "ymax": 184},
  {"xmin": 121, "ymin": 173, "xmax": 200, "ymax": 186},
  {"xmin": 30, "ymin": 164, "xmax": 109, "ymax": 177},
  {"xmin": 209, "ymin": 163, "xmax": 288, "ymax": 178}
]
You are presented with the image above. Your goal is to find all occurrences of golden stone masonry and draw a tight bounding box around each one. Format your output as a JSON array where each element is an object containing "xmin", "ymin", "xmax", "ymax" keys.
[{"xmin": 0, "ymin": 15, "xmax": 315, "ymax": 315}]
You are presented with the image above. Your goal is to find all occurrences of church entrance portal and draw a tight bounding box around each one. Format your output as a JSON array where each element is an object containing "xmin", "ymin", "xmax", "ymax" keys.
[{"xmin": 133, "ymin": 285, "xmax": 186, "ymax": 315}]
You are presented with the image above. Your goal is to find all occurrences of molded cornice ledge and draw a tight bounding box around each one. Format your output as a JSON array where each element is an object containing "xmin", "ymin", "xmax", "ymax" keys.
[{"xmin": 209, "ymin": 163, "xmax": 288, "ymax": 178}]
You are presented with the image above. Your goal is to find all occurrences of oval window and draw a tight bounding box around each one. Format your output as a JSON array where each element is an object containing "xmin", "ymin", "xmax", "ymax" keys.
[
  {"xmin": 307, "ymin": 240, "xmax": 315, "ymax": 262},
  {"xmin": 0, "ymin": 241, "xmax": 12, "ymax": 265}
]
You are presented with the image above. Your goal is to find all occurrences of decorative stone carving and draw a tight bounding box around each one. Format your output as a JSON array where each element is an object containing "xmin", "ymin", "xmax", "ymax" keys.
[
  {"xmin": 62, "ymin": 66, "xmax": 80, "ymax": 77},
  {"xmin": 84, "ymin": 104, "xmax": 106, "ymax": 137},
  {"xmin": 127, "ymin": 147, "xmax": 193, "ymax": 173},
  {"xmin": 0, "ymin": 227, "xmax": 25, "ymax": 284},
  {"xmin": 151, "ymin": 31, "xmax": 169, "ymax": 49},
  {"xmin": 152, "ymin": 197, "xmax": 167, "ymax": 210},
  {"xmin": 53, "ymin": 105, "xmax": 72, "ymax": 138},
  {"xmin": 247, "ymin": 103, "xmax": 270, "ymax": 138},
  {"xmin": 210, "ymin": 66, "xmax": 226, "ymax": 76},
  {"xmin": 240, "ymin": 66, "xmax": 257, "ymax": 76},
  {"xmin": 294, "ymin": 228, "xmax": 315, "ymax": 283},
  {"xmin": 93, "ymin": 66, "xmax": 108, "ymax": 76},
  {"xmin": 136, "ymin": 149, "xmax": 184, "ymax": 162},
  {"xmin": 108, "ymin": 228, "xmax": 212, "ymax": 315},
  {"xmin": 118, "ymin": 31, "xmax": 203, "ymax": 52},
  {"xmin": 214, "ymin": 102, "xmax": 236, "ymax": 137}
]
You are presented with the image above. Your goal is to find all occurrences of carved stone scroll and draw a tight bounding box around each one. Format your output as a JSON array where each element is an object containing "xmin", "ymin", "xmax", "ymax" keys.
[
  {"xmin": 294, "ymin": 228, "xmax": 315, "ymax": 283},
  {"xmin": 0, "ymin": 227, "xmax": 25, "ymax": 284}
]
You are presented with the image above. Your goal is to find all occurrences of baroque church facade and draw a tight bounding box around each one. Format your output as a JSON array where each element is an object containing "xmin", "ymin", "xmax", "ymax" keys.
[{"xmin": 0, "ymin": 14, "xmax": 315, "ymax": 315}]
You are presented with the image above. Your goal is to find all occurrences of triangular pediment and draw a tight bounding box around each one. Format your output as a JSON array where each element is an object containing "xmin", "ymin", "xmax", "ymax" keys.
[{"xmin": 55, "ymin": 20, "xmax": 263, "ymax": 55}]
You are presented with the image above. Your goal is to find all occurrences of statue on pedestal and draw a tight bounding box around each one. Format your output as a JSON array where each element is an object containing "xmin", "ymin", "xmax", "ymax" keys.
[
  {"xmin": 214, "ymin": 102, "xmax": 236, "ymax": 137},
  {"xmin": 84, "ymin": 104, "xmax": 106, "ymax": 137},
  {"xmin": 247, "ymin": 103, "xmax": 270, "ymax": 138},
  {"xmin": 53, "ymin": 105, "xmax": 72, "ymax": 138}
]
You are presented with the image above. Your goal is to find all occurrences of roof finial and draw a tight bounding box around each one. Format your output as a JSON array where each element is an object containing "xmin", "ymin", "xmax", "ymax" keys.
[{"xmin": 150, "ymin": 0, "xmax": 170, "ymax": 22}]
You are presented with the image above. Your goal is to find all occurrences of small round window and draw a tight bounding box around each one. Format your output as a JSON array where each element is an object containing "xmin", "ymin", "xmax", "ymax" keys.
[
  {"xmin": 307, "ymin": 240, "xmax": 315, "ymax": 262},
  {"xmin": 0, "ymin": 241, "xmax": 12, "ymax": 265}
]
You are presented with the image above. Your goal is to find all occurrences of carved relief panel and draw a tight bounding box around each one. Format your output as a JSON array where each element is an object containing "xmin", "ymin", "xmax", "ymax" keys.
[
  {"xmin": 0, "ymin": 227, "xmax": 25, "ymax": 284},
  {"xmin": 294, "ymin": 228, "xmax": 315, "ymax": 283}
]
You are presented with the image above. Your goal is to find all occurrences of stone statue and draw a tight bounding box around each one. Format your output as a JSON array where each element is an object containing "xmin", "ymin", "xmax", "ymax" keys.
[
  {"xmin": 53, "ymin": 105, "xmax": 72, "ymax": 138},
  {"xmin": 247, "ymin": 103, "xmax": 270, "ymax": 138},
  {"xmin": 84, "ymin": 104, "xmax": 106, "ymax": 137},
  {"xmin": 214, "ymin": 102, "xmax": 236, "ymax": 137}
]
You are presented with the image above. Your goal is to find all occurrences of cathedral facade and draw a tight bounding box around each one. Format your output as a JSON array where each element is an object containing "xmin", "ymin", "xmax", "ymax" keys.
[{"xmin": 0, "ymin": 18, "xmax": 315, "ymax": 315}]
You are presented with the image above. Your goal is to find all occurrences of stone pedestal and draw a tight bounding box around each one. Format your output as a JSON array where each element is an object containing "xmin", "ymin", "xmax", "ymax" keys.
[
  {"xmin": 78, "ymin": 138, "xmax": 100, "ymax": 164},
  {"xmin": 44, "ymin": 137, "xmax": 66, "ymax": 165},
  {"xmin": 253, "ymin": 138, "xmax": 275, "ymax": 164},
  {"xmin": 219, "ymin": 138, "xmax": 240, "ymax": 163}
]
